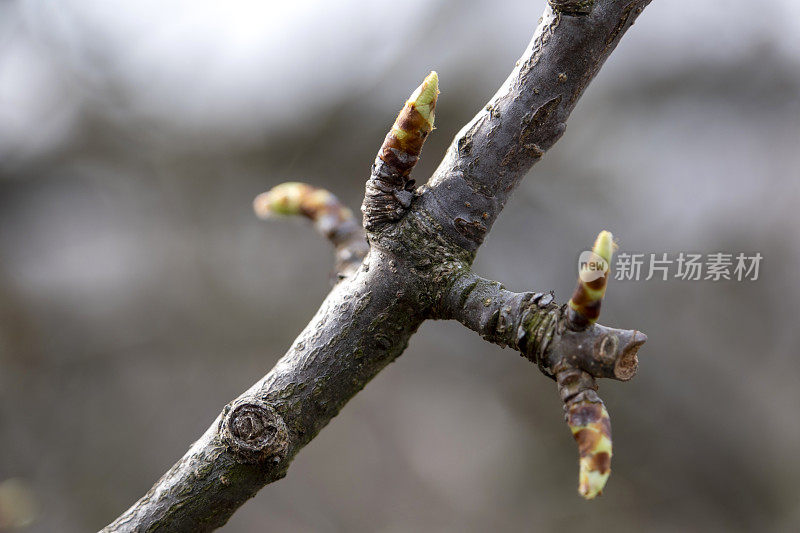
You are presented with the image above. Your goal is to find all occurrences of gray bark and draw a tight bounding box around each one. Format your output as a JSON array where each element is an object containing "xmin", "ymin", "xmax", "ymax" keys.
[{"xmin": 103, "ymin": 1, "xmax": 652, "ymax": 530}]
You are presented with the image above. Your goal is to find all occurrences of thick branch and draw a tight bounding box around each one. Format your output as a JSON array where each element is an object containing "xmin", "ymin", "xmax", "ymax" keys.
[{"xmin": 418, "ymin": 0, "xmax": 650, "ymax": 251}]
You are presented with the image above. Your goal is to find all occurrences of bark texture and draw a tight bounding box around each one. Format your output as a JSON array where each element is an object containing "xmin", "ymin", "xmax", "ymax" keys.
[{"xmin": 103, "ymin": 1, "xmax": 652, "ymax": 530}]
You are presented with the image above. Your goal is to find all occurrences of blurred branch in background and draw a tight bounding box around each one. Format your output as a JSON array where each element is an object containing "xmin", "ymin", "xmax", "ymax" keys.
[{"xmin": 253, "ymin": 182, "xmax": 368, "ymax": 278}]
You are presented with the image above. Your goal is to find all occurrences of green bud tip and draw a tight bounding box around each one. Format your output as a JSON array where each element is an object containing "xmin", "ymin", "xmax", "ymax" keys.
[
  {"xmin": 253, "ymin": 182, "xmax": 309, "ymax": 219},
  {"xmin": 407, "ymin": 71, "xmax": 439, "ymax": 128},
  {"xmin": 592, "ymin": 230, "xmax": 616, "ymax": 266}
]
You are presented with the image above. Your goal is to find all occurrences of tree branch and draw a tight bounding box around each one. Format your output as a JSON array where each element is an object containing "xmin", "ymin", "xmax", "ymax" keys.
[
  {"xmin": 103, "ymin": 1, "xmax": 652, "ymax": 530},
  {"xmin": 436, "ymin": 269, "xmax": 561, "ymax": 372},
  {"xmin": 418, "ymin": 0, "xmax": 650, "ymax": 250},
  {"xmin": 103, "ymin": 255, "xmax": 426, "ymax": 532},
  {"xmin": 436, "ymin": 264, "xmax": 645, "ymax": 497},
  {"xmin": 436, "ymin": 268, "xmax": 646, "ymax": 382}
]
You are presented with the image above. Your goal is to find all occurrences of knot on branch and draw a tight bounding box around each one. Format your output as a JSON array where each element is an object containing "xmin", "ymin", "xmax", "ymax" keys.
[
  {"xmin": 553, "ymin": 320, "xmax": 647, "ymax": 381},
  {"xmin": 548, "ymin": 0, "xmax": 594, "ymax": 15},
  {"xmin": 613, "ymin": 335, "xmax": 642, "ymax": 380},
  {"xmin": 221, "ymin": 399, "xmax": 289, "ymax": 464}
]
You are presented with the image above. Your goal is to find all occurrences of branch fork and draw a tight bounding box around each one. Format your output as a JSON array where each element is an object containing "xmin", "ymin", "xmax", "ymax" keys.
[{"xmin": 439, "ymin": 230, "xmax": 645, "ymax": 498}]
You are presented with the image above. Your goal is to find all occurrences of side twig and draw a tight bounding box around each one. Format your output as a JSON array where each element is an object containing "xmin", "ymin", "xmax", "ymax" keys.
[
  {"xmin": 436, "ymin": 231, "xmax": 645, "ymax": 497},
  {"xmin": 254, "ymin": 182, "xmax": 368, "ymax": 277}
]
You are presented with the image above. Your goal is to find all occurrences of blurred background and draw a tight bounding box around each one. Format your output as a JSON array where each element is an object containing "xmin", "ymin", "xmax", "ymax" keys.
[{"xmin": 1, "ymin": 0, "xmax": 799, "ymax": 531}]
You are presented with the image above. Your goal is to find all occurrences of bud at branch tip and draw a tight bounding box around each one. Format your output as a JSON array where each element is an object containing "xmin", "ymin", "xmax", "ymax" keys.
[
  {"xmin": 407, "ymin": 71, "xmax": 439, "ymax": 129},
  {"xmin": 568, "ymin": 230, "xmax": 616, "ymax": 327}
]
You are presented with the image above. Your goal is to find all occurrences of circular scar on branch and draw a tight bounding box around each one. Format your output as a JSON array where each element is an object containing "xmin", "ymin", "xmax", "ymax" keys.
[
  {"xmin": 221, "ymin": 399, "xmax": 289, "ymax": 463},
  {"xmin": 613, "ymin": 330, "xmax": 646, "ymax": 381}
]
